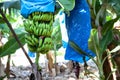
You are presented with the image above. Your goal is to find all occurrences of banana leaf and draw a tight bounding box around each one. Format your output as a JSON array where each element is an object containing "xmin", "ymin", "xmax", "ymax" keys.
[
  {"xmin": 57, "ymin": 0, "xmax": 75, "ymax": 11},
  {"xmin": 69, "ymin": 41, "xmax": 96, "ymax": 64},
  {"xmin": 94, "ymin": 0, "xmax": 101, "ymax": 15},
  {"xmin": 52, "ymin": 19, "xmax": 62, "ymax": 49},
  {"xmin": 0, "ymin": 15, "xmax": 16, "ymax": 24},
  {"xmin": 69, "ymin": 41, "xmax": 88, "ymax": 56},
  {"xmin": 88, "ymin": 29, "xmax": 101, "ymax": 55},
  {"xmin": 100, "ymin": 31, "xmax": 113, "ymax": 54},
  {"xmin": 0, "ymin": 33, "xmax": 26, "ymax": 57},
  {"xmin": 102, "ymin": 17, "xmax": 119, "ymax": 36},
  {"xmin": 52, "ymin": 19, "xmax": 62, "ymax": 42},
  {"xmin": 0, "ymin": 0, "xmax": 20, "ymax": 9},
  {"xmin": 88, "ymin": 29, "xmax": 113, "ymax": 57},
  {"xmin": 0, "ymin": 24, "xmax": 10, "ymax": 33},
  {"xmin": 108, "ymin": 0, "xmax": 120, "ymax": 15}
]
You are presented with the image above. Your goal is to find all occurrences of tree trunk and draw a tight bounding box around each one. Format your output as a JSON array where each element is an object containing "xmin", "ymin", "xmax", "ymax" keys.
[
  {"xmin": 102, "ymin": 43, "xmax": 116, "ymax": 80},
  {"xmin": 102, "ymin": 52, "xmax": 113, "ymax": 80},
  {"xmin": 113, "ymin": 50, "xmax": 120, "ymax": 80},
  {"xmin": 103, "ymin": 52, "xmax": 114, "ymax": 80}
]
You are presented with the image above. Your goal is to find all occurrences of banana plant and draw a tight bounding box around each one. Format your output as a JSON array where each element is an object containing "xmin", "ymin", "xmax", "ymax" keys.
[
  {"xmin": 60, "ymin": 0, "xmax": 120, "ymax": 79},
  {"xmin": 0, "ymin": 0, "xmax": 75, "ymax": 79},
  {"xmin": 87, "ymin": 0, "xmax": 120, "ymax": 80},
  {"xmin": 0, "ymin": 0, "xmax": 26, "ymax": 57},
  {"xmin": 56, "ymin": 0, "xmax": 75, "ymax": 11},
  {"xmin": 0, "ymin": 0, "xmax": 26, "ymax": 78},
  {"xmin": 3, "ymin": 0, "xmax": 120, "ymax": 80}
]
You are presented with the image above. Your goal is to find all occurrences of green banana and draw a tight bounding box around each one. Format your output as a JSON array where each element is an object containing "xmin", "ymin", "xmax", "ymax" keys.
[
  {"xmin": 31, "ymin": 35, "xmax": 38, "ymax": 44},
  {"xmin": 34, "ymin": 12, "xmax": 40, "ymax": 15},
  {"xmin": 24, "ymin": 21, "xmax": 32, "ymax": 33},
  {"xmin": 33, "ymin": 26, "xmax": 37, "ymax": 35},
  {"xmin": 44, "ymin": 29, "xmax": 48, "ymax": 36},
  {"xmin": 28, "ymin": 15, "xmax": 31, "ymax": 19},
  {"xmin": 31, "ymin": 39, "xmax": 36, "ymax": 45},
  {"xmin": 25, "ymin": 34, "xmax": 32, "ymax": 41},
  {"xmin": 23, "ymin": 11, "xmax": 54, "ymax": 54},
  {"xmin": 30, "ymin": 26, "xmax": 34, "ymax": 33},
  {"xmin": 38, "ymin": 44, "xmax": 44, "ymax": 52},
  {"xmin": 25, "ymin": 39, "xmax": 33, "ymax": 46},
  {"xmin": 38, "ymin": 28, "xmax": 42, "ymax": 36},
  {"xmin": 35, "ymin": 21, "xmax": 39, "ymax": 27},
  {"xmin": 39, "ymin": 23, "xmax": 42, "ymax": 28},
  {"xmin": 32, "ymin": 12, "xmax": 53, "ymax": 21},
  {"xmin": 25, "ymin": 34, "xmax": 36, "ymax": 45},
  {"xmin": 34, "ymin": 27, "xmax": 39, "ymax": 36},
  {"xmin": 33, "ymin": 36, "xmax": 39, "ymax": 44},
  {"xmin": 37, "ymin": 47, "xmax": 42, "ymax": 52},
  {"xmin": 24, "ymin": 27, "xmax": 31, "ymax": 33},
  {"xmin": 43, "ymin": 37, "xmax": 47, "ymax": 44},
  {"xmin": 46, "ymin": 23, "xmax": 50, "ymax": 29},
  {"xmin": 33, "ymin": 15, "xmax": 36, "ymax": 20},
  {"xmin": 28, "ymin": 44, "xmax": 36, "ymax": 52},
  {"xmin": 38, "ymin": 38, "xmax": 43, "ymax": 47},
  {"xmin": 42, "ymin": 23, "xmax": 45, "ymax": 29},
  {"xmin": 41, "ymin": 29, "xmax": 45, "ymax": 36}
]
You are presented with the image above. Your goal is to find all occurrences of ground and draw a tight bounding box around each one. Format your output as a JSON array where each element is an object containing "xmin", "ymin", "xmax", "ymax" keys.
[{"xmin": 1, "ymin": 45, "xmax": 99, "ymax": 80}]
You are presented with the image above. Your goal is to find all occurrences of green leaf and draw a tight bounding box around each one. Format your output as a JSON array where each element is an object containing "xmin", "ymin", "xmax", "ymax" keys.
[
  {"xmin": 0, "ymin": 24, "xmax": 10, "ymax": 33},
  {"xmin": 88, "ymin": 29, "xmax": 100, "ymax": 55},
  {"xmin": 100, "ymin": 31, "xmax": 113, "ymax": 53},
  {"xmin": 52, "ymin": 26, "xmax": 61, "ymax": 39},
  {"xmin": 69, "ymin": 41, "xmax": 89, "ymax": 56},
  {"xmin": 6, "ymin": 14, "xmax": 17, "ymax": 22},
  {"xmin": 95, "ymin": 6, "xmax": 106, "ymax": 26},
  {"xmin": 57, "ymin": 0, "xmax": 75, "ymax": 11},
  {"xmin": 0, "ymin": 0, "xmax": 20, "ymax": 9},
  {"xmin": 14, "ymin": 27, "xmax": 26, "ymax": 35},
  {"xmin": 0, "ymin": 14, "xmax": 17, "ymax": 24},
  {"xmin": 0, "ymin": 33, "xmax": 26, "ymax": 57},
  {"xmin": 69, "ymin": 41, "xmax": 97, "ymax": 65},
  {"xmin": 94, "ymin": 0, "xmax": 101, "ymax": 15},
  {"xmin": 0, "ymin": 16, "xmax": 5, "ymax": 24},
  {"xmin": 52, "ymin": 18, "xmax": 62, "ymax": 42},
  {"xmin": 108, "ymin": 0, "xmax": 120, "ymax": 15},
  {"xmin": 102, "ymin": 17, "xmax": 119, "ymax": 36}
]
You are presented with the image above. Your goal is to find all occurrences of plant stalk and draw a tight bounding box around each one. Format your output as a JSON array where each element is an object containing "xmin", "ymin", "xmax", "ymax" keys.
[
  {"xmin": 35, "ymin": 53, "xmax": 41, "ymax": 70},
  {"xmin": 54, "ymin": 40, "xmax": 57, "ymax": 76}
]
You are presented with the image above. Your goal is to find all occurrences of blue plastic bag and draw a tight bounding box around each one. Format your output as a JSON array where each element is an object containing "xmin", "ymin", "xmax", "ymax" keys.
[
  {"xmin": 59, "ymin": 11, "xmax": 68, "ymax": 48},
  {"xmin": 65, "ymin": 0, "xmax": 95, "ymax": 63},
  {"xmin": 20, "ymin": 0, "xmax": 55, "ymax": 18},
  {"xmin": 28, "ymin": 51, "xmax": 35, "ymax": 58}
]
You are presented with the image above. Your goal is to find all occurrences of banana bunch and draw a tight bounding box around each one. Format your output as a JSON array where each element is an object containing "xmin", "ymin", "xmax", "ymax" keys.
[
  {"xmin": 25, "ymin": 34, "xmax": 39, "ymax": 46},
  {"xmin": 24, "ymin": 20, "xmax": 34, "ymax": 33},
  {"xmin": 23, "ymin": 11, "xmax": 54, "ymax": 54},
  {"xmin": 29, "ymin": 12, "xmax": 53, "ymax": 21},
  {"xmin": 37, "ymin": 37, "xmax": 53, "ymax": 54},
  {"xmin": 32, "ymin": 21, "xmax": 53, "ymax": 37}
]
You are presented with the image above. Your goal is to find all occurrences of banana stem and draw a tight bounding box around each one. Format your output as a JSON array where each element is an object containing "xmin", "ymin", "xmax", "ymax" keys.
[
  {"xmin": 54, "ymin": 41, "xmax": 57, "ymax": 64},
  {"xmin": 35, "ymin": 53, "xmax": 41, "ymax": 70},
  {"xmin": 53, "ymin": 40, "xmax": 57, "ymax": 76},
  {"xmin": 97, "ymin": 54, "xmax": 105, "ymax": 80}
]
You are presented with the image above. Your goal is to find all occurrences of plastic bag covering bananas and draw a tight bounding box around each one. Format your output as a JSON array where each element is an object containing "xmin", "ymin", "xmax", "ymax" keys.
[{"xmin": 24, "ymin": 12, "xmax": 54, "ymax": 54}]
